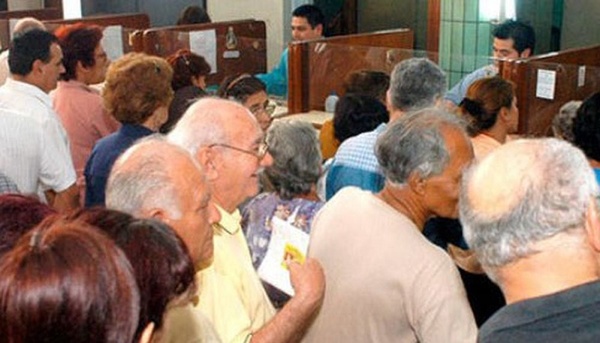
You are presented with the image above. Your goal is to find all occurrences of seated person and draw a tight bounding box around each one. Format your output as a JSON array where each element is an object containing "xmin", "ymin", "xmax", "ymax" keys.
[
  {"xmin": 162, "ymin": 49, "xmax": 211, "ymax": 133},
  {"xmin": 176, "ymin": 5, "xmax": 211, "ymax": 25},
  {"xmin": 320, "ymin": 70, "xmax": 390, "ymax": 160},
  {"xmin": 445, "ymin": 19, "xmax": 535, "ymax": 106},
  {"xmin": 218, "ymin": 74, "xmax": 275, "ymax": 132},
  {"xmin": 242, "ymin": 120, "xmax": 324, "ymax": 308},
  {"xmin": 0, "ymin": 217, "xmax": 146, "ymax": 342},
  {"xmin": 85, "ymin": 53, "xmax": 173, "ymax": 207},
  {"xmin": 256, "ymin": 4, "xmax": 324, "ymax": 97},
  {"xmin": 459, "ymin": 76, "xmax": 519, "ymax": 160},
  {"xmin": 552, "ymin": 100, "xmax": 582, "ymax": 142},
  {"xmin": 572, "ymin": 92, "xmax": 600, "ymax": 183}
]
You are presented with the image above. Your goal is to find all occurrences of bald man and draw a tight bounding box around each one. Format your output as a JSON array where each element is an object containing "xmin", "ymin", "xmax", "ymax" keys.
[{"xmin": 460, "ymin": 138, "xmax": 600, "ymax": 342}]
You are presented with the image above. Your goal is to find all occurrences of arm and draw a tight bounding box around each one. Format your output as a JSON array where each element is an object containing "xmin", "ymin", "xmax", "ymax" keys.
[
  {"xmin": 256, "ymin": 48, "xmax": 289, "ymax": 97},
  {"xmin": 250, "ymin": 258, "xmax": 325, "ymax": 343}
]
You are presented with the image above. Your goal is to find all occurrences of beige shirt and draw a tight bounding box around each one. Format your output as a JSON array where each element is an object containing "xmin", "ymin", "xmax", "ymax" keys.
[
  {"xmin": 194, "ymin": 206, "xmax": 275, "ymax": 343},
  {"xmin": 158, "ymin": 303, "xmax": 221, "ymax": 343},
  {"xmin": 305, "ymin": 187, "xmax": 477, "ymax": 343}
]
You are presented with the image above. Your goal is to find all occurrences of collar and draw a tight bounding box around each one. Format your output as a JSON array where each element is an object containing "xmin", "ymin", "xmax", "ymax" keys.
[
  {"xmin": 4, "ymin": 78, "xmax": 51, "ymax": 107},
  {"xmin": 213, "ymin": 204, "xmax": 242, "ymax": 235},
  {"xmin": 56, "ymin": 80, "xmax": 99, "ymax": 94}
]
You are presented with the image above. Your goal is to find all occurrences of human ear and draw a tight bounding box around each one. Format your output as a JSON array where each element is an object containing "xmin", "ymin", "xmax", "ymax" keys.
[
  {"xmin": 584, "ymin": 197, "xmax": 600, "ymax": 252},
  {"xmin": 195, "ymin": 147, "xmax": 219, "ymax": 181},
  {"xmin": 407, "ymin": 172, "xmax": 426, "ymax": 196}
]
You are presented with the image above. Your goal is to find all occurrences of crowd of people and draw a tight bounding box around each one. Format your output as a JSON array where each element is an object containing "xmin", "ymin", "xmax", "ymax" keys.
[{"xmin": 1, "ymin": 5, "xmax": 600, "ymax": 343}]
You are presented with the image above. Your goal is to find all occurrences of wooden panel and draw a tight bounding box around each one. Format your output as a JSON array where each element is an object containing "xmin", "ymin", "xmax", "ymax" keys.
[
  {"xmin": 500, "ymin": 45, "xmax": 600, "ymax": 136},
  {"xmin": 427, "ymin": 0, "xmax": 440, "ymax": 54},
  {"xmin": 141, "ymin": 20, "xmax": 267, "ymax": 86},
  {"xmin": 288, "ymin": 29, "xmax": 414, "ymax": 113},
  {"xmin": 44, "ymin": 12, "xmax": 150, "ymax": 30},
  {"xmin": 0, "ymin": 8, "xmax": 62, "ymax": 49}
]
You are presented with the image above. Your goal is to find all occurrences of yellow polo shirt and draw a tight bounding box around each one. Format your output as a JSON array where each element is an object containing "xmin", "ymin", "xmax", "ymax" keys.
[{"xmin": 194, "ymin": 206, "xmax": 275, "ymax": 343}]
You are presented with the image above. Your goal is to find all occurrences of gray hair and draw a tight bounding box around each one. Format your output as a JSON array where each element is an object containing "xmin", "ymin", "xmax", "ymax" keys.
[
  {"xmin": 375, "ymin": 108, "xmax": 466, "ymax": 184},
  {"xmin": 388, "ymin": 58, "xmax": 447, "ymax": 112},
  {"xmin": 460, "ymin": 138, "xmax": 599, "ymax": 274},
  {"xmin": 264, "ymin": 120, "xmax": 321, "ymax": 199},
  {"xmin": 13, "ymin": 17, "xmax": 45, "ymax": 36},
  {"xmin": 552, "ymin": 100, "xmax": 582, "ymax": 142},
  {"xmin": 106, "ymin": 136, "xmax": 198, "ymax": 218},
  {"xmin": 168, "ymin": 97, "xmax": 252, "ymax": 154}
]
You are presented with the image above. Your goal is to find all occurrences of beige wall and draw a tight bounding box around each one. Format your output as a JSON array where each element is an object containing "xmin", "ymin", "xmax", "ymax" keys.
[
  {"xmin": 561, "ymin": 0, "xmax": 600, "ymax": 49},
  {"xmin": 207, "ymin": 0, "xmax": 287, "ymax": 70}
]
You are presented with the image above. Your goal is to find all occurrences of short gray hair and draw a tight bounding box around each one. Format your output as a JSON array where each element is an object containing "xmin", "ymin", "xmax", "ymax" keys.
[
  {"xmin": 460, "ymin": 138, "xmax": 599, "ymax": 273},
  {"xmin": 375, "ymin": 108, "xmax": 466, "ymax": 184},
  {"xmin": 264, "ymin": 120, "xmax": 321, "ymax": 199},
  {"xmin": 106, "ymin": 136, "xmax": 197, "ymax": 218},
  {"xmin": 388, "ymin": 58, "xmax": 447, "ymax": 112},
  {"xmin": 168, "ymin": 97, "xmax": 249, "ymax": 154},
  {"xmin": 552, "ymin": 100, "xmax": 582, "ymax": 142}
]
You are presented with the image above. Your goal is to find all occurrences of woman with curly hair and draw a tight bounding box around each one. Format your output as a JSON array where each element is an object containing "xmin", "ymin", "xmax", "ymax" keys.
[{"xmin": 84, "ymin": 53, "xmax": 173, "ymax": 207}]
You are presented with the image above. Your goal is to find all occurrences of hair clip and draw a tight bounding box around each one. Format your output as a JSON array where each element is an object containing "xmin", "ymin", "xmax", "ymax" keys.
[
  {"xmin": 226, "ymin": 73, "xmax": 252, "ymax": 94},
  {"xmin": 154, "ymin": 61, "xmax": 161, "ymax": 74}
]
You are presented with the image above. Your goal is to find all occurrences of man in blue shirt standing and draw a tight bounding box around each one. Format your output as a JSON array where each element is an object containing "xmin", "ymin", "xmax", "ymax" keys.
[{"xmin": 256, "ymin": 4, "xmax": 324, "ymax": 98}]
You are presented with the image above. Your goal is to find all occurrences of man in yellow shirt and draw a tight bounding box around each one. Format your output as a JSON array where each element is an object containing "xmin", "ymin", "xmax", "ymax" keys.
[{"xmin": 168, "ymin": 97, "xmax": 325, "ymax": 343}]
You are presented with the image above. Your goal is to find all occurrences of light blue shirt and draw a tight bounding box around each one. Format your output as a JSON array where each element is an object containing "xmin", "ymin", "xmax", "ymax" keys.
[
  {"xmin": 256, "ymin": 48, "xmax": 288, "ymax": 97},
  {"xmin": 445, "ymin": 64, "xmax": 498, "ymax": 105}
]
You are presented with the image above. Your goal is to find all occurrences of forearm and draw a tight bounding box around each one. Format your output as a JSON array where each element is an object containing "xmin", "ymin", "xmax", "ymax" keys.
[{"xmin": 250, "ymin": 294, "xmax": 320, "ymax": 343}]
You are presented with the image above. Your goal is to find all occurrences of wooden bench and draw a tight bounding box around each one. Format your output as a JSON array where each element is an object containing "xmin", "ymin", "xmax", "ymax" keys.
[
  {"xmin": 288, "ymin": 28, "xmax": 414, "ymax": 113},
  {"xmin": 499, "ymin": 45, "xmax": 600, "ymax": 136},
  {"xmin": 139, "ymin": 20, "xmax": 267, "ymax": 86}
]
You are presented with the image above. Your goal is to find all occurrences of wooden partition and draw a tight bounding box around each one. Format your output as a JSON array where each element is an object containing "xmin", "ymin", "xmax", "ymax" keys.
[
  {"xmin": 288, "ymin": 28, "xmax": 414, "ymax": 113},
  {"xmin": 43, "ymin": 12, "xmax": 150, "ymax": 30},
  {"xmin": 0, "ymin": 8, "xmax": 62, "ymax": 49},
  {"xmin": 140, "ymin": 20, "xmax": 267, "ymax": 86},
  {"xmin": 499, "ymin": 45, "xmax": 600, "ymax": 136}
]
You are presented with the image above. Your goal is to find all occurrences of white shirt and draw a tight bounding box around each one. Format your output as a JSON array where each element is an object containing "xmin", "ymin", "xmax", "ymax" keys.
[
  {"xmin": 0, "ymin": 108, "xmax": 75, "ymax": 195},
  {"xmin": 0, "ymin": 78, "xmax": 76, "ymax": 193}
]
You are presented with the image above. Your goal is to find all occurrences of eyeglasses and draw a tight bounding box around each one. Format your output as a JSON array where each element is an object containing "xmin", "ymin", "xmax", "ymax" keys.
[
  {"xmin": 209, "ymin": 141, "xmax": 269, "ymax": 160},
  {"xmin": 250, "ymin": 102, "xmax": 276, "ymax": 116}
]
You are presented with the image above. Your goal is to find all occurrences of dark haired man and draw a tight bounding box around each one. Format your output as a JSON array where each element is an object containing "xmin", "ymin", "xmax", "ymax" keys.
[
  {"xmin": 256, "ymin": 4, "xmax": 324, "ymax": 97},
  {"xmin": 445, "ymin": 19, "xmax": 535, "ymax": 105},
  {"xmin": 0, "ymin": 29, "xmax": 78, "ymax": 212}
]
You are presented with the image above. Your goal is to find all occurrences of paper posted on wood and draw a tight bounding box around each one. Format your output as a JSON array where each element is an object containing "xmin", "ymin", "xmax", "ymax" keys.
[
  {"xmin": 101, "ymin": 26, "xmax": 124, "ymax": 62},
  {"xmin": 257, "ymin": 216, "xmax": 309, "ymax": 296},
  {"xmin": 536, "ymin": 69, "xmax": 556, "ymax": 100},
  {"xmin": 189, "ymin": 29, "xmax": 217, "ymax": 74}
]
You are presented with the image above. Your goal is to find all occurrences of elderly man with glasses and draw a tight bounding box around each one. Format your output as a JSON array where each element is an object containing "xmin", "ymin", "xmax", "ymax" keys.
[{"xmin": 168, "ymin": 97, "xmax": 325, "ymax": 343}]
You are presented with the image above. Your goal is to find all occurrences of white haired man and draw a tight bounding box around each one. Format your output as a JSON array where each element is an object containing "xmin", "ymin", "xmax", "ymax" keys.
[
  {"xmin": 168, "ymin": 97, "xmax": 325, "ymax": 343},
  {"xmin": 460, "ymin": 138, "xmax": 600, "ymax": 342}
]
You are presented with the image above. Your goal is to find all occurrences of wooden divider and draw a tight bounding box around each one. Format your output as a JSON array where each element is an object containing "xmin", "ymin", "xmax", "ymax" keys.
[
  {"xmin": 0, "ymin": 8, "xmax": 62, "ymax": 49},
  {"xmin": 140, "ymin": 20, "xmax": 267, "ymax": 86},
  {"xmin": 43, "ymin": 12, "xmax": 150, "ymax": 30},
  {"xmin": 499, "ymin": 45, "xmax": 600, "ymax": 136},
  {"xmin": 288, "ymin": 28, "xmax": 414, "ymax": 113}
]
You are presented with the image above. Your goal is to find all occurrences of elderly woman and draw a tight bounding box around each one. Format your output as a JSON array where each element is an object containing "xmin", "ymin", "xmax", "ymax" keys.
[
  {"xmin": 305, "ymin": 109, "xmax": 477, "ymax": 342},
  {"xmin": 0, "ymin": 217, "xmax": 144, "ymax": 343},
  {"xmin": 161, "ymin": 49, "xmax": 211, "ymax": 133},
  {"xmin": 552, "ymin": 100, "xmax": 582, "ymax": 141},
  {"xmin": 573, "ymin": 92, "xmax": 600, "ymax": 183},
  {"xmin": 242, "ymin": 120, "xmax": 324, "ymax": 307},
  {"xmin": 218, "ymin": 73, "xmax": 274, "ymax": 132},
  {"xmin": 52, "ymin": 23, "xmax": 118, "ymax": 193},
  {"xmin": 84, "ymin": 53, "xmax": 173, "ymax": 207},
  {"xmin": 459, "ymin": 76, "xmax": 518, "ymax": 160}
]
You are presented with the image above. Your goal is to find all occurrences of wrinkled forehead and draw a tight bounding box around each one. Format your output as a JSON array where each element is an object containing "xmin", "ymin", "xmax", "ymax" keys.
[{"xmin": 224, "ymin": 106, "xmax": 263, "ymax": 143}]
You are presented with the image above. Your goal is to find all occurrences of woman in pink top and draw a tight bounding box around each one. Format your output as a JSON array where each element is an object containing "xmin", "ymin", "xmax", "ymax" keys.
[
  {"xmin": 52, "ymin": 23, "xmax": 119, "ymax": 200},
  {"xmin": 459, "ymin": 76, "xmax": 519, "ymax": 160}
]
